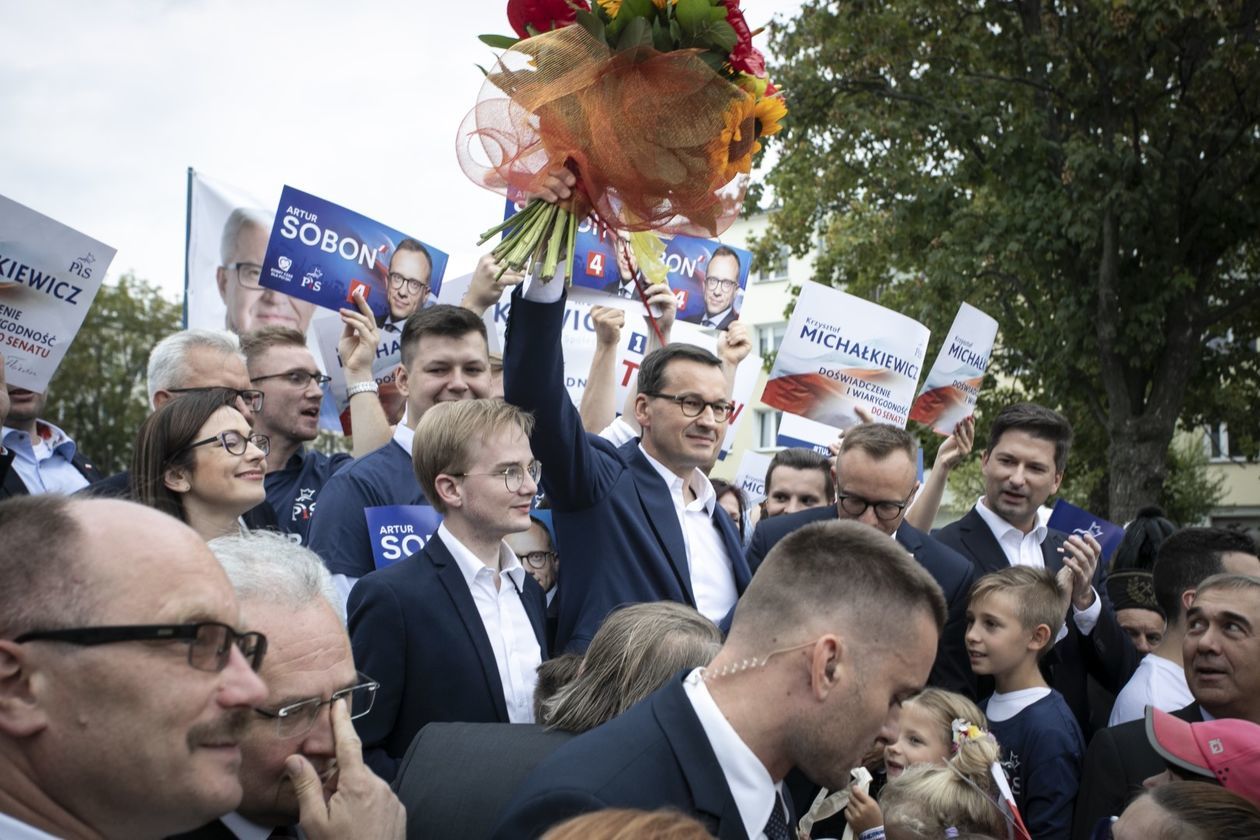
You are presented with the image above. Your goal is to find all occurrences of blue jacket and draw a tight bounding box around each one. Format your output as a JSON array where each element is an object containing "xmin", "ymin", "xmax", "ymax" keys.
[{"xmin": 502, "ymin": 290, "xmax": 750, "ymax": 652}]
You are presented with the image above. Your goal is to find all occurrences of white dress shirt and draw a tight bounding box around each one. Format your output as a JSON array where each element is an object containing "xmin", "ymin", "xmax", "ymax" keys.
[
  {"xmin": 974, "ymin": 498, "xmax": 1101, "ymax": 638},
  {"xmin": 439, "ymin": 522, "xmax": 542, "ymax": 723},
  {"xmin": 640, "ymin": 447, "xmax": 738, "ymax": 624},
  {"xmin": 699, "ymin": 306, "xmax": 733, "ymax": 329},
  {"xmin": 0, "ymin": 812, "xmax": 61, "ymax": 840},
  {"xmin": 2, "ymin": 420, "xmax": 90, "ymax": 495},
  {"xmin": 683, "ymin": 668, "xmax": 787, "ymax": 840},
  {"xmin": 221, "ymin": 811, "xmax": 279, "ymax": 840}
]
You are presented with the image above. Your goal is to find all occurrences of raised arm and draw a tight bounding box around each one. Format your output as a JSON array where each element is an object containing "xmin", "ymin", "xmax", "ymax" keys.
[
  {"xmin": 579, "ymin": 306, "xmax": 625, "ymax": 433},
  {"xmin": 339, "ymin": 290, "xmax": 390, "ymax": 458},
  {"xmin": 904, "ymin": 415, "xmax": 973, "ymax": 531}
]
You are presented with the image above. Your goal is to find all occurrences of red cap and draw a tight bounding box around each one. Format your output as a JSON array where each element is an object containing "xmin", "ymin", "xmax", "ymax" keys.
[{"xmin": 1146, "ymin": 706, "xmax": 1260, "ymax": 804}]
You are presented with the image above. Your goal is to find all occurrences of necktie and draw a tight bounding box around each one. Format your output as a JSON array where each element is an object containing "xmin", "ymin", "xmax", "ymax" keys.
[
  {"xmin": 763, "ymin": 792, "xmax": 790, "ymax": 840},
  {"xmin": 382, "ymin": 321, "xmax": 400, "ymax": 333},
  {"xmin": 702, "ymin": 319, "xmax": 716, "ymax": 328}
]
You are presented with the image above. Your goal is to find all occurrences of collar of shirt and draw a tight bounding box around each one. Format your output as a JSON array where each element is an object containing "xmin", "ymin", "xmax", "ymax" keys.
[
  {"xmin": 392, "ymin": 421, "xmax": 415, "ymax": 458},
  {"xmin": 701, "ymin": 306, "xmax": 733, "ymax": 326},
  {"xmin": 975, "ymin": 496, "xmax": 1047, "ymax": 547},
  {"xmin": 221, "ymin": 811, "xmax": 287, "ymax": 840},
  {"xmin": 3, "ymin": 421, "xmax": 77, "ymax": 462},
  {"xmin": 682, "ymin": 668, "xmax": 782, "ymax": 840},
  {"xmin": 438, "ymin": 521, "xmax": 527, "ymax": 592},
  {"xmin": 639, "ymin": 445, "xmax": 717, "ymax": 515},
  {"xmin": 277, "ymin": 447, "xmax": 310, "ymax": 474},
  {"xmin": 0, "ymin": 812, "xmax": 62, "ymax": 840}
]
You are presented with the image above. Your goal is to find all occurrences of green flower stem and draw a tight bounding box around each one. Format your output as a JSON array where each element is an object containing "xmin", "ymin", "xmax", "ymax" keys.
[
  {"xmin": 564, "ymin": 206, "xmax": 578, "ymax": 285},
  {"xmin": 542, "ymin": 206, "xmax": 567, "ymax": 279}
]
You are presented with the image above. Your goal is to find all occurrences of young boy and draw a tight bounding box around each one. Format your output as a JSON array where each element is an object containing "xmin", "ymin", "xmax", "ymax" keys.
[{"xmin": 966, "ymin": 566, "xmax": 1084, "ymax": 840}]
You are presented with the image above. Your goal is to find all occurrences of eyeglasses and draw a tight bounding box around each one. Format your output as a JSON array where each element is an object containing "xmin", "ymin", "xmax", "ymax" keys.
[
  {"xmin": 254, "ymin": 673, "xmax": 380, "ymax": 738},
  {"xmin": 450, "ymin": 460, "xmax": 542, "ymax": 493},
  {"xmin": 520, "ymin": 550, "xmax": 558, "ymax": 570},
  {"xmin": 642, "ymin": 392, "xmax": 735, "ymax": 422},
  {"xmin": 704, "ymin": 277, "xmax": 737, "ymax": 292},
  {"xmin": 167, "ymin": 387, "xmax": 265, "ymax": 414},
  {"xmin": 388, "ymin": 272, "xmax": 430, "ymax": 296},
  {"xmin": 251, "ymin": 369, "xmax": 333, "ymax": 389},
  {"xmin": 179, "ymin": 430, "xmax": 271, "ymax": 458},
  {"xmin": 230, "ymin": 262, "xmax": 264, "ymax": 290},
  {"xmin": 15, "ymin": 622, "xmax": 267, "ymax": 672},
  {"xmin": 836, "ymin": 491, "xmax": 914, "ymax": 521}
]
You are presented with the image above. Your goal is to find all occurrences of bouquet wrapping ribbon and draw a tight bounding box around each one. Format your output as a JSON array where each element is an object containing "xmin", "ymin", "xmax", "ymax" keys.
[{"xmin": 796, "ymin": 766, "xmax": 873, "ymax": 840}]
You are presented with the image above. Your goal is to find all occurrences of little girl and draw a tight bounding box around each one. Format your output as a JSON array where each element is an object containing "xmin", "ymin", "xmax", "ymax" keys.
[{"xmin": 844, "ymin": 688, "xmax": 998, "ymax": 840}]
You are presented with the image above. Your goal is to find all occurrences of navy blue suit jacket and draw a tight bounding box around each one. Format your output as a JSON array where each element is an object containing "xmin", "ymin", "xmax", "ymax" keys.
[
  {"xmin": 934, "ymin": 506, "xmax": 1139, "ymax": 734},
  {"xmin": 347, "ymin": 533, "xmax": 549, "ymax": 781},
  {"xmin": 502, "ymin": 290, "xmax": 750, "ymax": 652},
  {"xmin": 491, "ymin": 674, "xmax": 752, "ymax": 839},
  {"xmin": 746, "ymin": 507, "xmax": 976, "ymax": 697}
]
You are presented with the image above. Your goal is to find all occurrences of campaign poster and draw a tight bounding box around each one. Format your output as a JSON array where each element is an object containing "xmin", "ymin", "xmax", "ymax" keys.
[
  {"xmin": 364, "ymin": 505, "xmax": 443, "ymax": 571},
  {"xmin": 1046, "ymin": 500, "xmax": 1125, "ymax": 563},
  {"xmin": 261, "ymin": 186, "xmax": 448, "ymax": 327},
  {"xmin": 909, "ymin": 302, "xmax": 999, "ymax": 435},
  {"xmin": 762, "ymin": 282, "xmax": 931, "ymax": 429},
  {"xmin": 775, "ymin": 412, "xmax": 838, "ymax": 456},
  {"xmin": 733, "ymin": 450, "xmax": 773, "ymax": 505},
  {"xmin": 504, "ymin": 199, "xmax": 750, "ymax": 330},
  {"xmin": 0, "ymin": 194, "xmax": 115, "ymax": 391},
  {"xmin": 311, "ymin": 314, "xmax": 407, "ymax": 436}
]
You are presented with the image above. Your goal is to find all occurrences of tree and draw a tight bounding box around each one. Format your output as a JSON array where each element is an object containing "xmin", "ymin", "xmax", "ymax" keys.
[
  {"xmin": 759, "ymin": 0, "xmax": 1260, "ymax": 520},
  {"xmin": 46, "ymin": 273, "xmax": 183, "ymax": 476}
]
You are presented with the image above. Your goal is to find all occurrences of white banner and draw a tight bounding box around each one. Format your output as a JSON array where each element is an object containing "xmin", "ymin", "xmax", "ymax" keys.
[{"xmin": 909, "ymin": 302, "xmax": 998, "ymax": 435}]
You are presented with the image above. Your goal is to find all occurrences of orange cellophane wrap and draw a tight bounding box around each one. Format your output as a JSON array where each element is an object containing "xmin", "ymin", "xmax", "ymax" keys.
[{"xmin": 457, "ymin": 25, "xmax": 755, "ymax": 238}]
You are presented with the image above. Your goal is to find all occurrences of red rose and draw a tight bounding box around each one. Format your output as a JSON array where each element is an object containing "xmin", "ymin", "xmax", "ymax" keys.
[
  {"xmin": 721, "ymin": 0, "xmax": 767, "ymax": 77},
  {"xmin": 507, "ymin": 0, "xmax": 589, "ymax": 38}
]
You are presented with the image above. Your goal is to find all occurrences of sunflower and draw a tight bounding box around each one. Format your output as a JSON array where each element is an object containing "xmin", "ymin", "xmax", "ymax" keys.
[
  {"xmin": 753, "ymin": 94, "xmax": 787, "ymax": 142},
  {"xmin": 596, "ymin": 0, "xmax": 622, "ymax": 15},
  {"xmin": 650, "ymin": 0, "xmax": 679, "ymax": 7},
  {"xmin": 707, "ymin": 90, "xmax": 758, "ymax": 184}
]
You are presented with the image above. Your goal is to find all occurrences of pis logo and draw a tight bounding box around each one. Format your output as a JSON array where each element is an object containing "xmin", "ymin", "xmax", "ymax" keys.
[
  {"xmin": 68, "ymin": 252, "xmax": 96, "ymax": 279},
  {"xmin": 277, "ymin": 256, "xmax": 293, "ymax": 272}
]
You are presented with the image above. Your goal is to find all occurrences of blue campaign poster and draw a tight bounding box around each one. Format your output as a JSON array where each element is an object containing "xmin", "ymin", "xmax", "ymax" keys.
[
  {"xmin": 503, "ymin": 199, "xmax": 750, "ymax": 329},
  {"xmin": 1046, "ymin": 500, "xmax": 1125, "ymax": 562},
  {"xmin": 261, "ymin": 186, "xmax": 448, "ymax": 324},
  {"xmin": 363, "ymin": 504, "xmax": 443, "ymax": 570}
]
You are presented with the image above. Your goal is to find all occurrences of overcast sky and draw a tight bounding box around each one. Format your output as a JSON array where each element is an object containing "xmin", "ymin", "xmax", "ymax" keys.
[{"xmin": 0, "ymin": 0, "xmax": 802, "ymax": 300}]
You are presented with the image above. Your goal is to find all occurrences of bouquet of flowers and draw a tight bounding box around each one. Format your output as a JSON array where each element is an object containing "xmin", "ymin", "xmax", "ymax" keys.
[{"xmin": 458, "ymin": 0, "xmax": 786, "ymax": 284}]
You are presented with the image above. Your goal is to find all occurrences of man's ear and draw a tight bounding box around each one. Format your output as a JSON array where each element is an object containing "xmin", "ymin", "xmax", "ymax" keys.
[
  {"xmin": 433, "ymin": 473, "xmax": 462, "ymax": 510},
  {"xmin": 394, "ymin": 362, "xmax": 410, "ymax": 398},
  {"xmin": 0, "ymin": 641, "xmax": 50, "ymax": 738},
  {"xmin": 216, "ymin": 266, "xmax": 229, "ymax": 301},
  {"xmin": 152, "ymin": 390, "xmax": 172, "ymax": 410},
  {"xmin": 164, "ymin": 466, "xmax": 191, "ymax": 494},
  {"xmin": 1182, "ymin": 588, "xmax": 1197, "ymax": 613},
  {"xmin": 632, "ymin": 393, "xmax": 651, "ymax": 431},
  {"xmin": 809, "ymin": 635, "xmax": 844, "ymax": 701}
]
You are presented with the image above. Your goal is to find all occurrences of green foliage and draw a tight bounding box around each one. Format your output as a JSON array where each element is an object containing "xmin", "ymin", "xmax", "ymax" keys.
[
  {"xmin": 46, "ymin": 273, "xmax": 182, "ymax": 476},
  {"xmin": 760, "ymin": 0, "xmax": 1260, "ymax": 519},
  {"xmin": 1161, "ymin": 433, "xmax": 1227, "ymax": 526}
]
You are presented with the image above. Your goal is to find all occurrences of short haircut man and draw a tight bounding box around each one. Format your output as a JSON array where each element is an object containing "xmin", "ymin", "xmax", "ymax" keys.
[
  {"xmin": 492, "ymin": 520, "xmax": 945, "ymax": 839},
  {"xmin": 308, "ymin": 304, "xmax": 492, "ymax": 593},
  {"xmin": 0, "ymin": 496, "xmax": 267, "ymax": 839},
  {"xmin": 746, "ymin": 423, "xmax": 977, "ymax": 696},
  {"xmin": 349, "ymin": 399, "xmax": 548, "ymax": 780},
  {"xmin": 382, "ymin": 239, "xmax": 433, "ymax": 327},
  {"xmin": 690, "ymin": 245, "xmax": 741, "ymax": 329},
  {"xmin": 216, "ymin": 208, "xmax": 315, "ymax": 336},
  {"xmin": 763, "ymin": 447, "xmax": 833, "ymax": 518}
]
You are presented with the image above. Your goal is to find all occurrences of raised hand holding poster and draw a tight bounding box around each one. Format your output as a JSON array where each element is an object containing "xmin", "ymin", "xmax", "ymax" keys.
[{"xmin": 909, "ymin": 302, "xmax": 998, "ymax": 435}]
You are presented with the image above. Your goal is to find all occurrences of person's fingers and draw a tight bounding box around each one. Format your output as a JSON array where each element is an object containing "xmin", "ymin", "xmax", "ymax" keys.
[
  {"xmin": 354, "ymin": 288, "xmax": 373, "ymax": 319},
  {"xmin": 854, "ymin": 405, "xmax": 875, "ymax": 424},
  {"xmin": 286, "ymin": 755, "xmax": 328, "ymax": 827},
  {"xmin": 329, "ymin": 697, "xmax": 365, "ymax": 774}
]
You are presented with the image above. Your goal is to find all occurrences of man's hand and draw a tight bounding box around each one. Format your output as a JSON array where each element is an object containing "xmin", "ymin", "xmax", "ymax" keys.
[
  {"xmin": 590, "ymin": 306, "xmax": 625, "ymax": 348},
  {"xmin": 530, "ymin": 167, "xmax": 576, "ymax": 204},
  {"xmin": 1056, "ymin": 532, "xmax": 1101, "ymax": 612},
  {"xmin": 717, "ymin": 320, "xmax": 752, "ymax": 367},
  {"xmin": 288, "ymin": 698, "xmax": 405, "ymax": 840},
  {"xmin": 464, "ymin": 253, "xmax": 525, "ymax": 313},
  {"xmin": 640, "ymin": 282, "xmax": 677, "ymax": 336},
  {"xmin": 843, "ymin": 785, "xmax": 883, "ymax": 835},
  {"xmin": 338, "ymin": 290, "xmax": 381, "ymax": 384},
  {"xmin": 935, "ymin": 415, "xmax": 976, "ymax": 471}
]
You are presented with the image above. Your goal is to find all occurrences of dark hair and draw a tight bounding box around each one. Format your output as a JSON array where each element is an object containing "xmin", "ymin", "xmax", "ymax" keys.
[
  {"xmin": 765, "ymin": 448, "xmax": 834, "ymax": 502},
  {"xmin": 636, "ymin": 344, "xmax": 723, "ymax": 396},
  {"xmin": 399, "ymin": 303, "xmax": 487, "ymax": 369},
  {"xmin": 985, "ymin": 402, "xmax": 1073, "ymax": 473},
  {"xmin": 1146, "ymin": 781, "xmax": 1260, "ymax": 839},
  {"xmin": 1153, "ymin": 527, "xmax": 1259, "ymax": 621},
  {"xmin": 533, "ymin": 653, "xmax": 583, "ymax": 722},
  {"xmin": 1112, "ymin": 505, "xmax": 1178, "ymax": 573},
  {"xmin": 131, "ymin": 388, "xmax": 243, "ymax": 523},
  {"xmin": 0, "ymin": 495, "xmax": 89, "ymax": 638},
  {"xmin": 708, "ymin": 244, "xmax": 742, "ymax": 274},
  {"xmin": 392, "ymin": 237, "xmax": 433, "ymax": 274},
  {"xmin": 711, "ymin": 479, "xmax": 747, "ymax": 541}
]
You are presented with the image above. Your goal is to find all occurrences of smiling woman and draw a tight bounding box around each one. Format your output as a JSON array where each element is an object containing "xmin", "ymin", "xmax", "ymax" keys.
[{"xmin": 131, "ymin": 388, "xmax": 269, "ymax": 541}]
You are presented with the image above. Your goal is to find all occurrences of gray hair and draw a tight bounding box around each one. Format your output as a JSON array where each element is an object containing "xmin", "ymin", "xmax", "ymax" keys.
[
  {"xmin": 1194, "ymin": 573, "xmax": 1260, "ymax": 601},
  {"xmin": 146, "ymin": 328, "xmax": 243, "ymax": 407},
  {"xmin": 208, "ymin": 531, "xmax": 343, "ymax": 623},
  {"xmin": 219, "ymin": 207, "xmax": 271, "ymax": 265}
]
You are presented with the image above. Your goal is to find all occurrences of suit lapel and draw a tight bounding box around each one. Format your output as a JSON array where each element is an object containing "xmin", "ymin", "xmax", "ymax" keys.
[
  {"xmin": 426, "ymin": 536, "xmax": 510, "ymax": 721},
  {"xmin": 626, "ymin": 443, "xmax": 695, "ymax": 604},
  {"xmin": 958, "ymin": 508, "xmax": 1010, "ymax": 576},
  {"xmin": 713, "ymin": 506, "xmax": 751, "ymax": 593},
  {"xmin": 520, "ymin": 577, "xmax": 549, "ymax": 657}
]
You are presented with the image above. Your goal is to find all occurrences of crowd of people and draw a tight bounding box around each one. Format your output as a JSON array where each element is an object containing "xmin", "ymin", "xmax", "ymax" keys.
[{"xmin": 2, "ymin": 178, "xmax": 1260, "ymax": 839}]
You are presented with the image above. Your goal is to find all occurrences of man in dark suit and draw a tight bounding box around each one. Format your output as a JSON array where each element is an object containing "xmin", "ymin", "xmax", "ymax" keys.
[
  {"xmin": 747, "ymin": 424, "xmax": 976, "ymax": 696},
  {"xmin": 503, "ymin": 271, "xmax": 749, "ymax": 652},
  {"xmin": 679, "ymin": 246, "xmax": 742, "ymax": 330},
  {"xmin": 1072, "ymin": 573, "xmax": 1260, "ymax": 836},
  {"xmin": 933, "ymin": 402, "xmax": 1138, "ymax": 733},
  {"xmin": 377, "ymin": 239, "xmax": 432, "ymax": 331},
  {"xmin": 492, "ymin": 520, "xmax": 947, "ymax": 839},
  {"xmin": 170, "ymin": 531, "xmax": 403, "ymax": 840},
  {"xmin": 1, "ymin": 386, "xmax": 102, "ymax": 498},
  {"xmin": 349, "ymin": 399, "xmax": 549, "ymax": 781}
]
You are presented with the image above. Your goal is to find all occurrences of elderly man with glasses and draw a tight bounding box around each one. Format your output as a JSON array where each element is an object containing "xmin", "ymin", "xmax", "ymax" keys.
[
  {"xmin": 169, "ymin": 530, "xmax": 404, "ymax": 840},
  {"xmin": 348, "ymin": 398, "xmax": 549, "ymax": 782},
  {"xmin": 0, "ymin": 496, "xmax": 269, "ymax": 839},
  {"xmin": 216, "ymin": 208, "xmax": 316, "ymax": 336}
]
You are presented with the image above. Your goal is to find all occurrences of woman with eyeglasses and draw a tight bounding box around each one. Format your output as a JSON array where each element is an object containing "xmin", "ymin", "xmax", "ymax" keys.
[{"xmin": 131, "ymin": 387, "xmax": 270, "ymax": 541}]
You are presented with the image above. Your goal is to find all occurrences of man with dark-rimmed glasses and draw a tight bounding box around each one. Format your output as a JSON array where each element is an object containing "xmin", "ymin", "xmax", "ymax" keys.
[
  {"xmin": 170, "ymin": 529, "xmax": 404, "ymax": 839},
  {"xmin": 0, "ymin": 495, "xmax": 269, "ymax": 839},
  {"xmin": 376, "ymin": 239, "xmax": 433, "ymax": 331},
  {"xmin": 746, "ymin": 423, "xmax": 977, "ymax": 698},
  {"xmin": 215, "ymin": 208, "xmax": 315, "ymax": 336}
]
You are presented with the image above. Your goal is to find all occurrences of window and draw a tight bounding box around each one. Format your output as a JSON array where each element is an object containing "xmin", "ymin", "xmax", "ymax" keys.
[
  {"xmin": 756, "ymin": 409, "xmax": 782, "ymax": 449},
  {"xmin": 755, "ymin": 246, "xmax": 790, "ymax": 283},
  {"xmin": 758, "ymin": 322, "xmax": 786, "ymax": 358},
  {"xmin": 1206, "ymin": 424, "xmax": 1252, "ymax": 461}
]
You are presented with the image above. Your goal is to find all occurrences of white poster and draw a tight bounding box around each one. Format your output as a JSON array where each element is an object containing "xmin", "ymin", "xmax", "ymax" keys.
[
  {"xmin": 909, "ymin": 302, "xmax": 998, "ymax": 435},
  {"xmin": 733, "ymin": 450, "xmax": 773, "ymax": 504}
]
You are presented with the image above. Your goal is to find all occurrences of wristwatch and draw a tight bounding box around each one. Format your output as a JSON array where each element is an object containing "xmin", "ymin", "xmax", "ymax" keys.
[{"xmin": 346, "ymin": 380, "xmax": 380, "ymax": 398}]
